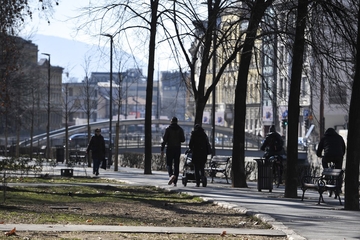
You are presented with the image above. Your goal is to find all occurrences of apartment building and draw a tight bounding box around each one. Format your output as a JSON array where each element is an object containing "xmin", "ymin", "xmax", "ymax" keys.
[{"xmin": 0, "ymin": 35, "xmax": 63, "ymax": 136}]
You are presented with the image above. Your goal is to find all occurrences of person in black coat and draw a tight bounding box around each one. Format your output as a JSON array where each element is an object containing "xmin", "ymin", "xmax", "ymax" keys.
[
  {"xmin": 86, "ymin": 128, "xmax": 106, "ymax": 176},
  {"xmin": 161, "ymin": 117, "xmax": 186, "ymax": 186},
  {"xmin": 189, "ymin": 124, "xmax": 209, "ymax": 187},
  {"xmin": 316, "ymin": 127, "xmax": 346, "ymax": 169},
  {"xmin": 260, "ymin": 125, "xmax": 284, "ymax": 158},
  {"xmin": 260, "ymin": 125, "xmax": 284, "ymax": 183}
]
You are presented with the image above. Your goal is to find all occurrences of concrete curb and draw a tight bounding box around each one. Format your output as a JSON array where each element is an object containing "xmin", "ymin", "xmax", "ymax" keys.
[{"xmin": 0, "ymin": 224, "xmax": 286, "ymax": 236}]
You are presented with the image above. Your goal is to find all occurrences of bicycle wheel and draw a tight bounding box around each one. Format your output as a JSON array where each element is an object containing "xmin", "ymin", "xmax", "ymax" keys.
[{"xmin": 273, "ymin": 162, "xmax": 281, "ymax": 188}]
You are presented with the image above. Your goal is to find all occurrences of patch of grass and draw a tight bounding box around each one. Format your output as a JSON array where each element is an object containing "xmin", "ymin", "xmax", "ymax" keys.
[
  {"xmin": 0, "ymin": 182, "xmax": 204, "ymax": 225},
  {"xmin": 5, "ymin": 176, "xmax": 122, "ymax": 184}
]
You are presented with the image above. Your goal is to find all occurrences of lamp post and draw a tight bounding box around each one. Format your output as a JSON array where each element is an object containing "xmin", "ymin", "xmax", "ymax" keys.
[
  {"xmin": 101, "ymin": 34, "xmax": 113, "ymax": 168},
  {"xmin": 211, "ymin": 23, "xmax": 216, "ymax": 156},
  {"xmin": 42, "ymin": 53, "xmax": 51, "ymax": 161}
]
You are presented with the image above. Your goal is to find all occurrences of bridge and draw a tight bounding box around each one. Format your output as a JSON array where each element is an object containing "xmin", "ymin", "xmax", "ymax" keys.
[
  {"xmin": 21, "ymin": 119, "xmax": 253, "ymax": 147},
  {"xmin": 19, "ymin": 118, "xmax": 307, "ymax": 160}
]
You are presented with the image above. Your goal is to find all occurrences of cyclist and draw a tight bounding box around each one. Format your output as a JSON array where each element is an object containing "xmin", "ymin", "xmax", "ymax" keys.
[
  {"xmin": 316, "ymin": 127, "xmax": 346, "ymax": 169},
  {"xmin": 260, "ymin": 125, "xmax": 284, "ymax": 184}
]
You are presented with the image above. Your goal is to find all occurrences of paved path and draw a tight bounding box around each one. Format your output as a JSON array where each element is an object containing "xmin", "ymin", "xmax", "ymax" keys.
[{"xmin": 2, "ymin": 164, "xmax": 360, "ymax": 239}]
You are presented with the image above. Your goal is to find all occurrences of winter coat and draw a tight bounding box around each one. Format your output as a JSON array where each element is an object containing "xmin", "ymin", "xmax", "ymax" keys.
[
  {"xmin": 86, "ymin": 134, "xmax": 106, "ymax": 160},
  {"xmin": 189, "ymin": 127, "xmax": 208, "ymax": 166},
  {"xmin": 260, "ymin": 131, "xmax": 284, "ymax": 157},
  {"xmin": 316, "ymin": 128, "xmax": 346, "ymax": 158},
  {"xmin": 161, "ymin": 123, "xmax": 185, "ymax": 151}
]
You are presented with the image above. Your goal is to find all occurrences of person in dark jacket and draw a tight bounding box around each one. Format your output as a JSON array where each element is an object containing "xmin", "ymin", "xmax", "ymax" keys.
[
  {"xmin": 260, "ymin": 125, "xmax": 284, "ymax": 183},
  {"xmin": 189, "ymin": 124, "xmax": 209, "ymax": 187},
  {"xmin": 161, "ymin": 117, "xmax": 185, "ymax": 186},
  {"xmin": 260, "ymin": 125, "xmax": 284, "ymax": 158},
  {"xmin": 316, "ymin": 128, "xmax": 346, "ymax": 169},
  {"xmin": 86, "ymin": 128, "xmax": 106, "ymax": 176}
]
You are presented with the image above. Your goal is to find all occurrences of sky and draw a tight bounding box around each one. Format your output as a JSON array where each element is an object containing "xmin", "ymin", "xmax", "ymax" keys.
[{"xmin": 20, "ymin": 0, "xmax": 180, "ymax": 81}]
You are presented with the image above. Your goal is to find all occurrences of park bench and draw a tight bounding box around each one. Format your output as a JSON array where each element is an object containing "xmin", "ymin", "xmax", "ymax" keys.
[
  {"xmin": 69, "ymin": 148, "xmax": 87, "ymax": 165},
  {"xmin": 301, "ymin": 168, "xmax": 344, "ymax": 205},
  {"xmin": 205, "ymin": 155, "xmax": 231, "ymax": 183}
]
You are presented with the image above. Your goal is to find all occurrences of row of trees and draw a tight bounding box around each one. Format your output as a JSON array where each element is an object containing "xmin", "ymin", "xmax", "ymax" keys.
[
  {"xmin": 76, "ymin": 0, "xmax": 359, "ymax": 209},
  {"xmin": 2, "ymin": 0, "xmax": 359, "ymax": 210}
]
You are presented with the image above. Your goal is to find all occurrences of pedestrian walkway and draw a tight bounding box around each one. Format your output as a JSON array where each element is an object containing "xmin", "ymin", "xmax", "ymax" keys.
[{"xmin": 3, "ymin": 164, "xmax": 360, "ymax": 240}]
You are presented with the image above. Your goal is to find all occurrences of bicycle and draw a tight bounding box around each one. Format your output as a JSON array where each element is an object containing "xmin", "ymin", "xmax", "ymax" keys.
[
  {"xmin": 268, "ymin": 154, "xmax": 283, "ymax": 188},
  {"xmin": 325, "ymin": 162, "xmax": 339, "ymax": 198}
]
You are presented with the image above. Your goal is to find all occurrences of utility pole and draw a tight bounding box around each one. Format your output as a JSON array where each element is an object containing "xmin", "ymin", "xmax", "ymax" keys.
[
  {"xmin": 320, "ymin": 60, "xmax": 325, "ymax": 139},
  {"xmin": 101, "ymin": 34, "xmax": 113, "ymax": 168}
]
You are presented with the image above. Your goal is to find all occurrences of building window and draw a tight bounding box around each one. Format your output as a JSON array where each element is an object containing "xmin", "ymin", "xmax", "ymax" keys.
[
  {"xmin": 69, "ymin": 88, "xmax": 73, "ymax": 97},
  {"xmin": 329, "ymin": 85, "xmax": 347, "ymax": 105}
]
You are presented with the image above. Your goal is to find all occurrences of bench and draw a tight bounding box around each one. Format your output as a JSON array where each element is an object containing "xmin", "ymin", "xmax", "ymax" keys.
[
  {"xmin": 205, "ymin": 156, "xmax": 231, "ymax": 183},
  {"xmin": 301, "ymin": 168, "xmax": 344, "ymax": 205},
  {"xmin": 69, "ymin": 149, "xmax": 87, "ymax": 165}
]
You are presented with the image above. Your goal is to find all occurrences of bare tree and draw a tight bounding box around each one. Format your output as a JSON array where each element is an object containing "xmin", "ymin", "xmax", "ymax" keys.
[
  {"xmin": 283, "ymin": 0, "xmax": 308, "ymax": 198},
  {"xmin": 303, "ymin": 0, "xmax": 359, "ymax": 205},
  {"xmin": 79, "ymin": 56, "xmax": 98, "ymax": 167},
  {"xmin": 75, "ymin": 0, "xmax": 170, "ymax": 173},
  {"xmin": 165, "ymin": 0, "xmax": 275, "ymax": 187},
  {"xmin": 62, "ymin": 72, "xmax": 82, "ymax": 164},
  {"xmin": 232, "ymin": 0, "xmax": 273, "ymax": 187},
  {"xmin": 345, "ymin": 0, "xmax": 360, "ymax": 209}
]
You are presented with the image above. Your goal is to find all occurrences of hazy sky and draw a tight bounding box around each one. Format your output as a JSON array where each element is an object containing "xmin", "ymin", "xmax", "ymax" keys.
[
  {"xmin": 27, "ymin": 1, "xmax": 95, "ymax": 44},
  {"xmin": 21, "ymin": 0, "xmax": 179, "ymax": 81}
]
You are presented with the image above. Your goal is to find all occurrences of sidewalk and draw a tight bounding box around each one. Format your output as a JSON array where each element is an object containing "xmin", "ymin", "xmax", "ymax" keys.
[{"xmin": 3, "ymin": 164, "xmax": 360, "ymax": 240}]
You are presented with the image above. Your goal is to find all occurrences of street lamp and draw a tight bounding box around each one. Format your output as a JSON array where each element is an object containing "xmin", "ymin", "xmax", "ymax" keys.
[
  {"xmin": 101, "ymin": 34, "xmax": 113, "ymax": 168},
  {"xmin": 211, "ymin": 23, "xmax": 217, "ymax": 156},
  {"xmin": 41, "ymin": 53, "xmax": 51, "ymax": 161}
]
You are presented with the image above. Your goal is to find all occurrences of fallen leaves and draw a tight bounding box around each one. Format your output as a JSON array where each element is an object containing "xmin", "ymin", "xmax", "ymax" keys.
[{"xmin": 5, "ymin": 227, "xmax": 16, "ymax": 236}]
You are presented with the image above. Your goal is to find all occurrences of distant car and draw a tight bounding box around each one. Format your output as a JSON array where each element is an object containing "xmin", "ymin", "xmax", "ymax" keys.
[
  {"xmin": 67, "ymin": 133, "xmax": 112, "ymax": 164},
  {"xmin": 260, "ymin": 137, "xmax": 307, "ymax": 150},
  {"xmin": 68, "ymin": 133, "xmax": 110, "ymax": 148}
]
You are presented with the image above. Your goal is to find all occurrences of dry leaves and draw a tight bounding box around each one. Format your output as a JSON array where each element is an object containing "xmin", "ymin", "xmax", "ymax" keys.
[{"xmin": 5, "ymin": 227, "xmax": 16, "ymax": 236}]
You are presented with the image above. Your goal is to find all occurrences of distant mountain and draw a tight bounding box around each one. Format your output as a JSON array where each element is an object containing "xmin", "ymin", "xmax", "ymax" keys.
[{"xmin": 27, "ymin": 34, "xmax": 145, "ymax": 82}]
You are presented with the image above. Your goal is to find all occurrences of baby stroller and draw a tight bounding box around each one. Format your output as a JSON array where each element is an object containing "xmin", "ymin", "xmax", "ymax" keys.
[{"xmin": 181, "ymin": 149, "xmax": 207, "ymax": 187}]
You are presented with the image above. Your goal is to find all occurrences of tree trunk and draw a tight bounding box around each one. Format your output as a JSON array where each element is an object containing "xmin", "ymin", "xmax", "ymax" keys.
[
  {"xmin": 232, "ymin": 0, "xmax": 271, "ymax": 188},
  {"xmin": 144, "ymin": 0, "xmax": 159, "ymax": 174},
  {"xmin": 284, "ymin": 0, "xmax": 308, "ymax": 198},
  {"xmin": 344, "ymin": 2, "xmax": 360, "ymax": 211}
]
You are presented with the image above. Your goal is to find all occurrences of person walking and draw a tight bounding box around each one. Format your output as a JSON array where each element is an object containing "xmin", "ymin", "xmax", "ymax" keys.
[
  {"xmin": 189, "ymin": 124, "xmax": 209, "ymax": 187},
  {"xmin": 316, "ymin": 127, "xmax": 346, "ymax": 169},
  {"xmin": 161, "ymin": 117, "xmax": 185, "ymax": 186},
  {"xmin": 86, "ymin": 128, "xmax": 106, "ymax": 176}
]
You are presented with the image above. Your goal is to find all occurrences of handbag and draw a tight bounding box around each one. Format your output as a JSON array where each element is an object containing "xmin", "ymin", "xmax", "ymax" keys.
[{"xmin": 100, "ymin": 158, "xmax": 107, "ymax": 170}]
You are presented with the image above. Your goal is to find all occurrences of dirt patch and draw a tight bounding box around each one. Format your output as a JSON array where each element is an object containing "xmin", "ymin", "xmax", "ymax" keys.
[{"xmin": 0, "ymin": 183, "xmax": 286, "ymax": 240}]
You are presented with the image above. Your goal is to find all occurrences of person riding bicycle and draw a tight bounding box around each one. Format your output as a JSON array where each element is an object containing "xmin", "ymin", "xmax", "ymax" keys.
[
  {"xmin": 260, "ymin": 125, "xmax": 284, "ymax": 183},
  {"xmin": 316, "ymin": 127, "xmax": 346, "ymax": 170}
]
